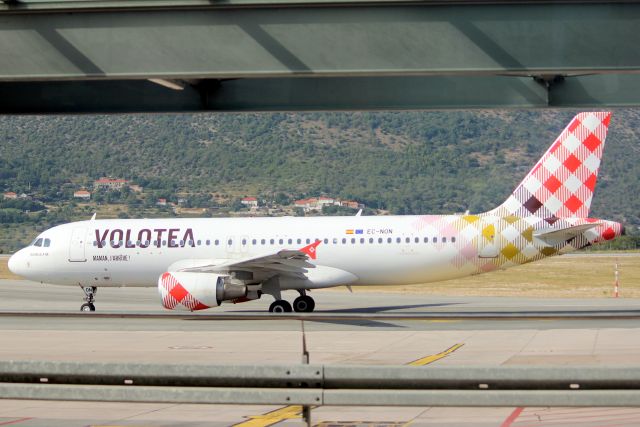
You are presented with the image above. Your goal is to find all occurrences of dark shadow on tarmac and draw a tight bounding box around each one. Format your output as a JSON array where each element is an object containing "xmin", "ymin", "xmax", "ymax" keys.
[
  {"xmin": 223, "ymin": 302, "xmax": 461, "ymax": 315},
  {"xmin": 315, "ymin": 302, "xmax": 461, "ymax": 314},
  {"xmin": 304, "ymin": 319, "xmax": 406, "ymax": 328}
]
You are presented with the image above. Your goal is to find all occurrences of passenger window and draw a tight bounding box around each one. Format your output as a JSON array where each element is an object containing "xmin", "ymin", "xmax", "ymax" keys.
[
  {"xmin": 261, "ymin": 239, "xmax": 266, "ymax": 245},
  {"xmin": 288, "ymin": 239, "xmax": 293, "ymax": 244},
  {"xmin": 351, "ymin": 238, "xmax": 356, "ymax": 244},
  {"xmin": 93, "ymin": 241, "xmax": 98, "ymax": 247},
  {"xmin": 270, "ymin": 239, "xmax": 275, "ymax": 245},
  {"xmin": 279, "ymin": 239, "xmax": 284, "ymax": 245},
  {"xmin": 433, "ymin": 237, "xmax": 437, "ymax": 243},
  {"xmin": 405, "ymin": 237, "xmax": 410, "ymax": 243},
  {"xmin": 452, "ymin": 237, "xmax": 456, "ymax": 243},
  {"xmin": 333, "ymin": 238, "xmax": 338, "ymax": 244},
  {"xmin": 197, "ymin": 240, "xmax": 201, "ymax": 246},
  {"xmin": 228, "ymin": 239, "xmax": 233, "ymax": 245},
  {"xmin": 342, "ymin": 238, "xmax": 346, "ymax": 244},
  {"xmin": 396, "ymin": 237, "xmax": 401, "ymax": 244},
  {"xmin": 324, "ymin": 238, "xmax": 329, "ymax": 244},
  {"xmin": 387, "ymin": 237, "xmax": 392, "ymax": 243},
  {"xmin": 296, "ymin": 238, "xmax": 301, "ymax": 244},
  {"xmin": 306, "ymin": 238, "xmax": 310, "ymax": 244},
  {"xmin": 360, "ymin": 238, "xmax": 365, "ymax": 244},
  {"xmin": 369, "ymin": 238, "xmax": 374, "ymax": 243},
  {"xmin": 442, "ymin": 237, "xmax": 447, "ymax": 243},
  {"xmin": 162, "ymin": 240, "xmax": 167, "ymax": 246},
  {"xmin": 242, "ymin": 239, "xmax": 247, "ymax": 245},
  {"xmin": 44, "ymin": 239, "xmax": 51, "ymax": 247},
  {"xmin": 414, "ymin": 237, "xmax": 419, "ymax": 243},
  {"xmin": 424, "ymin": 237, "xmax": 428, "ymax": 243},
  {"xmin": 252, "ymin": 239, "xmax": 257, "ymax": 245},
  {"xmin": 378, "ymin": 237, "xmax": 383, "ymax": 243}
]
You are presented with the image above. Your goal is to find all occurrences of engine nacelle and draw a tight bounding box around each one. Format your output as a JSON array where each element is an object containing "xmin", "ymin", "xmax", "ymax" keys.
[{"xmin": 158, "ymin": 272, "xmax": 247, "ymax": 311}]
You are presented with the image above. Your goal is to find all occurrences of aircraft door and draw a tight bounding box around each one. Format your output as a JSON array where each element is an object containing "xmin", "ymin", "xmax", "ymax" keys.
[
  {"xmin": 69, "ymin": 228, "xmax": 87, "ymax": 262},
  {"xmin": 478, "ymin": 222, "xmax": 499, "ymax": 259}
]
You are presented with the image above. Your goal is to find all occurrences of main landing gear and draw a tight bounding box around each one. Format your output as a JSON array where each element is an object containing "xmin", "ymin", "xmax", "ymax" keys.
[
  {"xmin": 268, "ymin": 291, "xmax": 315, "ymax": 313},
  {"xmin": 80, "ymin": 286, "xmax": 97, "ymax": 312}
]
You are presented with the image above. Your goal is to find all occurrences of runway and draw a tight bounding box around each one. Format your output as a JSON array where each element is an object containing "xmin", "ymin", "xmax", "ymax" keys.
[{"xmin": 1, "ymin": 279, "xmax": 640, "ymax": 426}]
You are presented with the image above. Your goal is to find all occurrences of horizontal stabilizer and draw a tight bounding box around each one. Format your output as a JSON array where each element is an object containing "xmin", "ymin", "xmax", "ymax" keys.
[{"xmin": 534, "ymin": 223, "xmax": 601, "ymax": 246}]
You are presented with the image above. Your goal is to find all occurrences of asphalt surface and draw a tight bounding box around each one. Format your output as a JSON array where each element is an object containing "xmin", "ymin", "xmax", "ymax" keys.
[{"xmin": 1, "ymin": 279, "xmax": 640, "ymax": 426}]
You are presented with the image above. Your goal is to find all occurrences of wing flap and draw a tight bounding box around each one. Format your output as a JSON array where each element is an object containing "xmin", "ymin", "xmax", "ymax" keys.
[{"xmin": 179, "ymin": 241, "xmax": 321, "ymax": 276}]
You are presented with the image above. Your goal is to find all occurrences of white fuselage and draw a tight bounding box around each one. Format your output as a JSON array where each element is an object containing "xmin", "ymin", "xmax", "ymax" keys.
[{"xmin": 9, "ymin": 215, "xmax": 497, "ymax": 289}]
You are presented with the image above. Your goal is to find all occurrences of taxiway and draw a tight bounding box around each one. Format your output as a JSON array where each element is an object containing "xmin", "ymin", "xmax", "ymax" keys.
[{"xmin": 1, "ymin": 279, "xmax": 639, "ymax": 426}]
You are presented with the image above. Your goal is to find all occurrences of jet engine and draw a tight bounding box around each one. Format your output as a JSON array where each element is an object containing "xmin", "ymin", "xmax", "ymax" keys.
[{"xmin": 158, "ymin": 272, "xmax": 247, "ymax": 311}]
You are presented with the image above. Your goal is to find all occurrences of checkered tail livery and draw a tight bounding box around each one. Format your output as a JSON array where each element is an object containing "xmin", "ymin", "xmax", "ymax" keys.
[{"xmin": 489, "ymin": 112, "xmax": 611, "ymax": 219}]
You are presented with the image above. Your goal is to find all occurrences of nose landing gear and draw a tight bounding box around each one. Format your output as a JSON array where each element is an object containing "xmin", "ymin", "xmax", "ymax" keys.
[{"xmin": 79, "ymin": 286, "xmax": 97, "ymax": 312}]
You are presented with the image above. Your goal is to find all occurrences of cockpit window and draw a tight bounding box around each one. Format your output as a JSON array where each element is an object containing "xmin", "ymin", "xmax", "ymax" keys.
[
  {"xmin": 43, "ymin": 238, "xmax": 51, "ymax": 247},
  {"xmin": 33, "ymin": 238, "xmax": 43, "ymax": 247}
]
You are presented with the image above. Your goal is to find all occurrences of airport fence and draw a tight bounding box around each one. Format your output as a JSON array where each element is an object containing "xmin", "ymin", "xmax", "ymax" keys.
[{"xmin": 0, "ymin": 361, "xmax": 639, "ymax": 407}]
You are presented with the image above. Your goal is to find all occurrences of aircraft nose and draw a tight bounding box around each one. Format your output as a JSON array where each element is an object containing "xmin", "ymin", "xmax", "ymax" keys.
[{"xmin": 7, "ymin": 251, "xmax": 24, "ymax": 277}]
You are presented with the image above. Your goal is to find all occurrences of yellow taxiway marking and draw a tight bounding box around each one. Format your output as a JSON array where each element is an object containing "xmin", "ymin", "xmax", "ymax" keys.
[
  {"xmin": 236, "ymin": 343, "xmax": 465, "ymax": 426},
  {"xmin": 407, "ymin": 343, "xmax": 464, "ymax": 366},
  {"xmin": 232, "ymin": 405, "xmax": 305, "ymax": 427}
]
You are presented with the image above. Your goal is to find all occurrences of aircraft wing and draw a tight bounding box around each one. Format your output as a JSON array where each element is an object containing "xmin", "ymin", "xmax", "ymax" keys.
[
  {"xmin": 178, "ymin": 241, "xmax": 320, "ymax": 278},
  {"xmin": 534, "ymin": 223, "xmax": 601, "ymax": 246}
]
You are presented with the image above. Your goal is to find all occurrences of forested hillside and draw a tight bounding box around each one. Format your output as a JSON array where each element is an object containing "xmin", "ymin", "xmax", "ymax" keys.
[{"xmin": 1, "ymin": 109, "xmax": 639, "ymax": 224}]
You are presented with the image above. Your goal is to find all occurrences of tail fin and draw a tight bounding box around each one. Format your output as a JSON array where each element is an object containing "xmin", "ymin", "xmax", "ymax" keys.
[{"xmin": 488, "ymin": 112, "xmax": 612, "ymax": 218}]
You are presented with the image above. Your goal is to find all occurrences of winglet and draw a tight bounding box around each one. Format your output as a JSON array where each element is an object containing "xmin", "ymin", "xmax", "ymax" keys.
[{"xmin": 299, "ymin": 240, "xmax": 321, "ymax": 260}]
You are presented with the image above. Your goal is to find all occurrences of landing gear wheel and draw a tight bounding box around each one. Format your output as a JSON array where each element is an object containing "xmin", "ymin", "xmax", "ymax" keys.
[
  {"xmin": 80, "ymin": 303, "xmax": 95, "ymax": 312},
  {"xmin": 79, "ymin": 286, "xmax": 97, "ymax": 312},
  {"xmin": 269, "ymin": 300, "xmax": 293, "ymax": 313},
  {"xmin": 293, "ymin": 295, "xmax": 315, "ymax": 313}
]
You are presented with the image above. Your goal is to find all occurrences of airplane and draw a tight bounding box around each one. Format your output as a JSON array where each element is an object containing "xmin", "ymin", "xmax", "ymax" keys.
[{"xmin": 8, "ymin": 112, "xmax": 624, "ymax": 313}]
